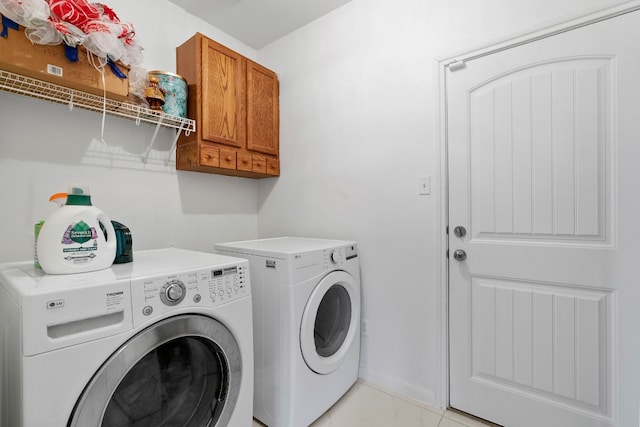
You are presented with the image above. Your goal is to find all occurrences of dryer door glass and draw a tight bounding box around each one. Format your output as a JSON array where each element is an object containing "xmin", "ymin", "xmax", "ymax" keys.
[
  {"xmin": 315, "ymin": 285, "xmax": 351, "ymax": 357},
  {"xmin": 300, "ymin": 270, "xmax": 360, "ymax": 374},
  {"xmin": 68, "ymin": 315, "xmax": 242, "ymax": 427}
]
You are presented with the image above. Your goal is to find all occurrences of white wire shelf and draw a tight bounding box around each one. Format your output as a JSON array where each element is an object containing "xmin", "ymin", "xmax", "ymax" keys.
[
  {"xmin": 0, "ymin": 69, "xmax": 196, "ymax": 165},
  {"xmin": 0, "ymin": 69, "xmax": 195, "ymax": 132}
]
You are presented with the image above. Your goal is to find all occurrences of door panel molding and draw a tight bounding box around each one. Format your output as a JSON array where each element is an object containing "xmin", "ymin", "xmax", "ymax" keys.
[
  {"xmin": 469, "ymin": 276, "xmax": 614, "ymax": 418},
  {"xmin": 467, "ymin": 56, "xmax": 614, "ymax": 246}
]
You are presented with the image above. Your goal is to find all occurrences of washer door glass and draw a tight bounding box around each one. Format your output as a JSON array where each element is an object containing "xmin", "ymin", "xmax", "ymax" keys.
[
  {"xmin": 300, "ymin": 270, "xmax": 360, "ymax": 374},
  {"xmin": 69, "ymin": 315, "xmax": 242, "ymax": 427},
  {"xmin": 103, "ymin": 337, "xmax": 223, "ymax": 426}
]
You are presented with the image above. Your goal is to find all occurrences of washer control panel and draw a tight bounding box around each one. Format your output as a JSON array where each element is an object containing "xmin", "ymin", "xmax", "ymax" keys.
[
  {"xmin": 206, "ymin": 265, "xmax": 248, "ymax": 305},
  {"xmin": 130, "ymin": 262, "xmax": 249, "ymax": 325}
]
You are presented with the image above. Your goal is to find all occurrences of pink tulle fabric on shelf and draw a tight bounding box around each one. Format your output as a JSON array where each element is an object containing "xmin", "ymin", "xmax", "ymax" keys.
[{"xmin": 46, "ymin": 0, "xmax": 140, "ymax": 66}]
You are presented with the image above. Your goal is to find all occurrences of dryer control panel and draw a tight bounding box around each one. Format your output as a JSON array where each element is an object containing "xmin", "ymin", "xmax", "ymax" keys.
[
  {"xmin": 324, "ymin": 244, "xmax": 358, "ymax": 269},
  {"xmin": 130, "ymin": 262, "xmax": 249, "ymax": 326}
]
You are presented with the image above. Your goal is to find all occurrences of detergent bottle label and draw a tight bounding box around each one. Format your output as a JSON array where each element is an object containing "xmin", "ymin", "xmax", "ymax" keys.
[
  {"xmin": 60, "ymin": 221, "xmax": 99, "ymax": 263},
  {"xmin": 63, "ymin": 221, "xmax": 98, "ymax": 245}
]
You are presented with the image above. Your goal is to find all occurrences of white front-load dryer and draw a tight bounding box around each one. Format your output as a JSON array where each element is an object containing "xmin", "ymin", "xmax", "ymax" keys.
[
  {"xmin": 216, "ymin": 237, "xmax": 360, "ymax": 427},
  {"xmin": 0, "ymin": 248, "xmax": 253, "ymax": 427}
]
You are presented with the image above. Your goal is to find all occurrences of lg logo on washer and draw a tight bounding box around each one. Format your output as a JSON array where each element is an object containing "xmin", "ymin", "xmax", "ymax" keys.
[{"xmin": 47, "ymin": 299, "xmax": 64, "ymax": 309}]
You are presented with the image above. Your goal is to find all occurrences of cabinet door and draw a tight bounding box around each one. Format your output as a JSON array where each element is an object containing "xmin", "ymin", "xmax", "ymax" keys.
[
  {"xmin": 246, "ymin": 60, "xmax": 279, "ymax": 156},
  {"xmin": 201, "ymin": 38, "xmax": 245, "ymax": 148}
]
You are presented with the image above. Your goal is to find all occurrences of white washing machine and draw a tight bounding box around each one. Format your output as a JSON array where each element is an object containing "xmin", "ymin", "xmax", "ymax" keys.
[
  {"xmin": 216, "ymin": 237, "xmax": 360, "ymax": 427},
  {"xmin": 0, "ymin": 248, "xmax": 253, "ymax": 427}
]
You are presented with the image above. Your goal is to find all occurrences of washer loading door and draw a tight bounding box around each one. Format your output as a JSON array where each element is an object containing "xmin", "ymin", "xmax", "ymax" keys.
[
  {"xmin": 69, "ymin": 314, "xmax": 242, "ymax": 427},
  {"xmin": 300, "ymin": 270, "xmax": 360, "ymax": 374}
]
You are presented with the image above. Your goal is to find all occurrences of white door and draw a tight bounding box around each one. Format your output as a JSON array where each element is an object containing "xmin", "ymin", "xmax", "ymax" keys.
[{"xmin": 447, "ymin": 9, "xmax": 640, "ymax": 427}]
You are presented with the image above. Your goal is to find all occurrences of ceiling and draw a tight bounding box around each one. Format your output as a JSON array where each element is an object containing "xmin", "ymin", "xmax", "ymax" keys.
[{"xmin": 168, "ymin": 0, "xmax": 352, "ymax": 49}]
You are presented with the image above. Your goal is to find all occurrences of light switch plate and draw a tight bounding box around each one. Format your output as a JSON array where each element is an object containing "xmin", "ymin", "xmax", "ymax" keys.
[{"xmin": 418, "ymin": 176, "xmax": 431, "ymax": 195}]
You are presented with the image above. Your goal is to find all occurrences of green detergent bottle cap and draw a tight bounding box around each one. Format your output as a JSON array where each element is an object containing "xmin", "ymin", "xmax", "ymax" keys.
[{"xmin": 65, "ymin": 185, "xmax": 92, "ymax": 206}]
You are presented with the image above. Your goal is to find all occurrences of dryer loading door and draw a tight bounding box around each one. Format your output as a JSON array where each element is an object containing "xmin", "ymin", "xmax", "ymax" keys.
[
  {"xmin": 300, "ymin": 270, "xmax": 360, "ymax": 374},
  {"xmin": 69, "ymin": 314, "xmax": 242, "ymax": 427}
]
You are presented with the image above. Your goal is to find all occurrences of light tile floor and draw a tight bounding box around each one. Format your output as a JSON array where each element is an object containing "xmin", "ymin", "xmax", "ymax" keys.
[{"xmin": 252, "ymin": 380, "xmax": 500, "ymax": 427}]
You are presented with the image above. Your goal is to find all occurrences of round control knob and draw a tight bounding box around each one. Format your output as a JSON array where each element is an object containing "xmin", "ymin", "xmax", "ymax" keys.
[
  {"xmin": 159, "ymin": 280, "xmax": 186, "ymax": 306},
  {"xmin": 330, "ymin": 251, "xmax": 340, "ymax": 264},
  {"xmin": 166, "ymin": 284, "xmax": 184, "ymax": 301}
]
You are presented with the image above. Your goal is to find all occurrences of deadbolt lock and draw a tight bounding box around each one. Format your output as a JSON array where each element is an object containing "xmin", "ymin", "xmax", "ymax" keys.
[{"xmin": 453, "ymin": 226, "xmax": 467, "ymax": 238}]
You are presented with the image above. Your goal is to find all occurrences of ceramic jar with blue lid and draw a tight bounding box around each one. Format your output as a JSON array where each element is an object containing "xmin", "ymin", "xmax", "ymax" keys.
[{"xmin": 149, "ymin": 70, "xmax": 188, "ymax": 118}]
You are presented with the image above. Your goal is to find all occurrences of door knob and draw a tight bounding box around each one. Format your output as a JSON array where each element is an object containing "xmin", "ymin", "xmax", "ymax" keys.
[
  {"xmin": 453, "ymin": 249, "xmax": 467, "ymax": 261},
  {"xmin": 453, "ymin": 226, "xmax": 466, "ymax": 238}
]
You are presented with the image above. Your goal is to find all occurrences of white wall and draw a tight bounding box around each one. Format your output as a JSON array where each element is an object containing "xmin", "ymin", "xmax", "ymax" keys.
[
  {"xmin": 256, "ymin": 0, "xmax": 632, "ymax": 407},
  {"xmin": 0, "ymin": 0, "xmax": 262, "ymax": 263}
]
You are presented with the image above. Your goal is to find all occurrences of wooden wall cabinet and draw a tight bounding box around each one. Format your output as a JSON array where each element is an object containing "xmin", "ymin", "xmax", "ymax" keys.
[{"xmin": 176, "ymin": 33, "xmax": 280, "ymax": 178}]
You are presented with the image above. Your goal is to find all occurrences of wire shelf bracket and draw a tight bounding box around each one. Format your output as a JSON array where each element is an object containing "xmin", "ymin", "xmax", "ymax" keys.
[{"xmin": 0, "ymin": 69, "xmax": 196, "ymax": 165}]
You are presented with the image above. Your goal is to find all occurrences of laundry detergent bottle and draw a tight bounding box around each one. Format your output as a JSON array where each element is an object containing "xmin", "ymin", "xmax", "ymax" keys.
[
  {"xmin": 34, "ymin": 192, "xmax": 68, "ymax": 269},
  {"xmin": 37, "ymin": 186, "xmax": 117, "ymax": 274}
]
